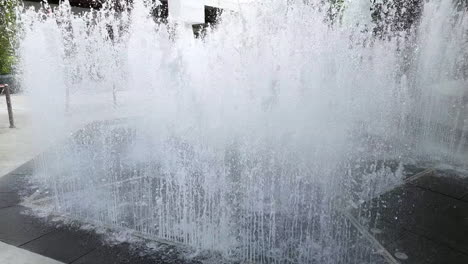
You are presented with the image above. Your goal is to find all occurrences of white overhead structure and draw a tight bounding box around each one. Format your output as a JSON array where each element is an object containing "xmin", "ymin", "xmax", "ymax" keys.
[
  {"xmin": 204, "ymin": 0, "xmax": 254, "ymax": 11},
  {"xmin": 168, "ymin": 0, "xmax": 205, "ymax": 25},
  {"xmin": 168, "ymin": 0, "xmax": 254, "ymax": 24}
]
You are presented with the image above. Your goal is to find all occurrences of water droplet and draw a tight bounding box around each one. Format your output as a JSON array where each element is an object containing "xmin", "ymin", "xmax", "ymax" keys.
[{"xmin": 395, "ymin": 252, "xmax": 408, "ymax": 260}]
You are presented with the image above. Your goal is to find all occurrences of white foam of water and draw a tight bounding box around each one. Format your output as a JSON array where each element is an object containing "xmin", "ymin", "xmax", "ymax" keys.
[{"xmin": 17, "ymin": 0, "xmax": 468, "ymax": 262}]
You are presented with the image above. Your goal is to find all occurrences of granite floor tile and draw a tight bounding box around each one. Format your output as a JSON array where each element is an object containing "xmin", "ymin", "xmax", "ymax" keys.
[
  {"xmin": 356, "ymin": 185, "xmax": 451, "ymax": 230},
  {"xmin": 358, "ymin": 181, "xmax": 468, "ymax": 257},
  {"xmin": 71, "ymin": 242, "xmax": 202, "ymax": 264},
  {"xmin": 7, "ymin": 160, "xmax": 35, "ymax": 176},
  {"xmin": 410, "ymin": 170, "xmax": 468, "ymax": 199},
  {"xmin": 0, "ymin": 192, "xmax": 20, "ymax": 208},
  {"xmin": 367, "ymin": 220, "xmax": 406, "ymax": 247},
  {"xmin": 385, "ymin": 232, "xmax": 468, "ymax": 264},
  {"xmin": 0, "ymin": 171, "xmax": 29, "ymax": 193},
  {"xmin": 20, "ymin": 227, "xmax": 102, "ymax": 264},
  {"xmin": 462, "ymin": 193, "xmax": 468, "ymax": 202},
  {"xmin": 0, "ymin": 206, "xmax": 53, "ymax": 246}
]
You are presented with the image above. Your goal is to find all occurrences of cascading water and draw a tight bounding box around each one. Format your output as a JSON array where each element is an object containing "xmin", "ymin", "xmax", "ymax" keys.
[{"xmin": 16, "ymin": 0, "xmax": 467, "ymax": 263}]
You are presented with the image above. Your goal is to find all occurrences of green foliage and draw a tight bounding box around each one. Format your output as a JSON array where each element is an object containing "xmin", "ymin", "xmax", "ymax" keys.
[{"xmin": 0, "ymin": 0, "xmax": 17, "ymax": 75}]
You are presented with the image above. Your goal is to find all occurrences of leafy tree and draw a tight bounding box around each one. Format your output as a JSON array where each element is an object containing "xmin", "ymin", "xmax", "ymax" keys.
[{"xmin": 0, "ymin": 0, "xmax": 17, "ymax": 75}]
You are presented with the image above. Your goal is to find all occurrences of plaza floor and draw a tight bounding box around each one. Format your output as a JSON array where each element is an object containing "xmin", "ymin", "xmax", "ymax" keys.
[
  {"xmin": 2, "ymin": 94, "xmax": 468, "ymax": 263},
  {"xmin": 0, "ymin": 94, "xmax": 59, "ymax": 264},
  {"xmin": 352, "ymin": 168, "xmax": 468, "ymax": 264}
]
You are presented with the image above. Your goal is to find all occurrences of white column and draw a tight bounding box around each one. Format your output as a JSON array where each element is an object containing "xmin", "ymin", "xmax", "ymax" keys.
[{"xmin": 168, "ymin": 0, "xmax": 205, "ymax": 25}]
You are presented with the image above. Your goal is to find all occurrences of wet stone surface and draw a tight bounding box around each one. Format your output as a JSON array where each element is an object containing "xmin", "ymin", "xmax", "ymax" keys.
[
  {"xmin": 0, "ymin": 163, "xmax": 202, "ymax": 264},
  {"xmin": 2, "ymin": 150, "xmax": 468, "ymax": 263},
  {"xmin": 0, "ymin": 205, "xmax": 54, "ymax": 247},
  {"xmin": 356, "ymin": 169, "xmax": 468, "ymax": 263},
  {"xmin": 19, "ymin": 227, "xmax": 103, "ymax": 263},
  {"xmin": 409, "ymin": 169, "xmax": 468, "ymax": 199},
  {"xmin": 386, "ymin": 232, "xmax": 468, "ymax": 264}
]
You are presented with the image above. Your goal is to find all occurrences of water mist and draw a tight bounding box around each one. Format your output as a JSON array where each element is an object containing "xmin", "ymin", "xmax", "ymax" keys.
[{"xmin": 17, "ymin": 0, "xmax": 468, "ymax": 263}]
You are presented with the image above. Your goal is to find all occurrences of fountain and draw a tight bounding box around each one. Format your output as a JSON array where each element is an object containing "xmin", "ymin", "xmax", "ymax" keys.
[{"xmin": 15, "ymin": 0, "xmax": 467, "ymax": 263}]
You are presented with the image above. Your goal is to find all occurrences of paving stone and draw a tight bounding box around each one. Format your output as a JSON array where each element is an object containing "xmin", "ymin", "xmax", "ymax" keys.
[
  {"xmin": 414, "ymin": 201, "xmax": 468, "ymax": 255},
  {"xmin": 0, "ymin": 168, "xmax": 38, "ymax": 205},
  {"xmin": 344, "ymin": 246, "xmax": 389, "ymax": 264},
  {"xmin": 367, "ymin": 220, "xmax": 406, "ymax": 247},
  {"xmin": 344, "ymin": 238, "xmax": 389, "ymax": 264},
  {"xmin": 328, "ymin": 213, "xmax": 390, "ymax": 264},
  {"xmin": 7, "ymin": 160, "xmax": 35, "ymax": 175},
  {"xmin": 385, "ymin": 232, "xmax": 468, "ymax": 264},
  {"xmin": 0, "ymin": 206, "xmax": 53, "ymax": 246},
  {"xmin": 2, "ymin": 158, "xmax": 466, "ymax": 264},
  {"xmin": 0, "ymin": 192, "xmax": 21, "ymax": 208},
  {"xmin": 71, "ymin": 244, "xmax": 155, "ymax": 264},
  {"xmin": 410, "ymin": 169, "xmax": 468, "ymax": 199},
  {"xmin": 359, "ymin": 183, "xmax": 468, "ymax": 255},
  {"xmin": 71, "ymin": 242, "xmax": 201, "ymax": 264},
  {"xmin": 20, "ymin": 227, "xmax": 102, "ymax": 264},
  {"xmin": 462, "ymin": 194, "xmax": 468, "ymax": 202},
  {"xmin": 356, "ymin": 185, "xmax": 447, "ymax": 229},
  {"xmin": 0, "ymin": 240, "xmax": 63, "ymax": 264},
  {"xmin": 0, "ymin": 170, "xmax": 29, "ymax": 193}
]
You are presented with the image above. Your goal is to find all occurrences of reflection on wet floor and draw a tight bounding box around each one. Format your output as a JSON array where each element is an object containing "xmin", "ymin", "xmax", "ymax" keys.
[
  {"xmin": 354, "ymin": 169, "xmax": 468, "ymax": 264},
  {"xmin": 2, "ymin": 157, "xmax": 468, "ymax": 263}
]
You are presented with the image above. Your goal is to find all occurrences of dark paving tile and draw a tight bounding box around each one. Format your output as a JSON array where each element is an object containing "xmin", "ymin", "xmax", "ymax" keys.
[
  {"xmin": 356, "ymin": 185, "xmax": 447, "ymax": 229},
  {"xmin": 0, "ymin": 191, "xmax": 21, "ymax": 208},
  {"xmin": 363, "ymin": 185, "xmax": 460, "ymax": 227},
  {"xmin": 462, "ymin": 194, "xmax": 468, "ymax": 202},
  {"xmin": 351, "ymin": 207, "xmax": 405, "ymax": 247},
  {"xmin": 0, "ymin": 205, "xmax": 53, "ymax": 246},
  {"xmin": 367, "ymin": 220, "xmax": 406, "ymax": 247},
  {"xmin": 329, "ymin": 213, "xmax": 390, "ymax": 264},
  {"xmin": 0, "ymin": 170, "xmax": 29, "ymax": 193},
  {"xmin": 385, "ymin": 232, "xmax": 468, "ymax": 264},
  {"xmin": 71, "ymin": 243, "xmax": 155, "ymax": 264},
  {"xmin": 0, "ymin": 172, "xmax": 38, "ymax": 207},
  {"xmin": 0, "ymin": 162, "xmax": 40, "ymax": 202},
  {"xmin": 7, "ymin": 160, "xmax": 35, "ymax": 175},
  {"xmin": 359, "ymin": 184, "xmax": 468, "ymax": 255},
  {"xmin": 72, "ymin": 242, "xmax": 201, "ymax": 264},
  {"xmin": 340, "ymin": 245, "xmax": 388, "ymax": 264},
  {"xmin": 344, "ymin": 239, "xmax": 389, "ymax": 264},
  {"xmin": 20, "ymin": 226, "xmax": 103, "ymax": 264},
  {"xmin": 415, "ymin": 201, "xmax": 468, "ymax": 255},
  {"xmin": 410, "ymin": 170, "xmax": 468, "ymax": 199}
]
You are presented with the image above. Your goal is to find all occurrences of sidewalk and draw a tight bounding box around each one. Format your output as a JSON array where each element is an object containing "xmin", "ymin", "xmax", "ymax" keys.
[
  {"xmin": 0, "ymin": 95, "xmax": 62, "ymax": 264},
  {"xmin": 0, "ymin": 95, "xmax": 35, "ymax": 178},
  {"xmin": 0, "ymin": 241, "xmax": 62, "ymax": 264},
  {"xmin": 0, "ymin": 90, "xmax": 141, "ymax": 178}
]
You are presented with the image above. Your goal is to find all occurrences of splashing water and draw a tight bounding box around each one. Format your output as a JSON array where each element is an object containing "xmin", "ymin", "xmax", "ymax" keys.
[{"xmin": 17, "ymin": 0, "xmax": 467, "ymax": 263}]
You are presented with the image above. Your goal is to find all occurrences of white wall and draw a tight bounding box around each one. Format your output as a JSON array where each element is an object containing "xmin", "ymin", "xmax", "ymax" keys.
[
  {"xmin": 204, "ymin": 0, "xmax": 253, "ymax": 11},
  {"xmin": 168, "ymin": 0, "xmax": 205, "ymax": 24}
]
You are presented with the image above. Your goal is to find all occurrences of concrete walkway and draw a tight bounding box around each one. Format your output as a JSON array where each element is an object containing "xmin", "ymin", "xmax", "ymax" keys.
[
  {"xmin": 354, "ymin": 169, "xmax": 468, "ymax": 264},
  {"xmin": 0, "ymin": 95, "xmax": 35, "ymax": 178},
  {"xmin": 0, "ymin": 241, "xmax": 62, "ymax": 264},
  {"xmin": 0, "ymin": 91, "xmax": 149, "ymax": 264},
  {"xmin": 0, "ymin": 95, "xmax": 63, "ymax": 264},
  {"xmin": 0, "ymin": 91, "xmax": 137, "ymax": 178}
]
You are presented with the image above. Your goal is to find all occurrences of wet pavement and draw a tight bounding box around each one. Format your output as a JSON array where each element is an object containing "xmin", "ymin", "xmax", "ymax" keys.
[
  {"xmin": 1, "ymin": 158, "xmax": 468, "ymax": 263},
  {"xmin": 0, "ymin": 161, "xmax": 202, "ymax": 264},
  {"xmin": 354, "ymin": 168, "xmax": 468, "ymax": 264}
]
